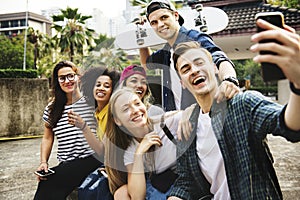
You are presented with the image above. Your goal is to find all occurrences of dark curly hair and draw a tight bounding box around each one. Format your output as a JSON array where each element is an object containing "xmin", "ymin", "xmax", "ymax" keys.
[{"xmin": 80, "ymin": 66, "xmax": 120, "ymax": 108}]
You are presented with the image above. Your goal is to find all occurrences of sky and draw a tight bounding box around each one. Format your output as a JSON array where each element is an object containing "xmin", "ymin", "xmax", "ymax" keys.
[{"xmin": 0, "ymin": 0, "xmax": 126, "ymax": 18}]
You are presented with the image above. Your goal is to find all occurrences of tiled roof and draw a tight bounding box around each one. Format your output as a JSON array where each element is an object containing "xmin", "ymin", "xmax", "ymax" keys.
[{"xmin": 211, "ymin": 2, "xmax": 300, "ymax": 36}]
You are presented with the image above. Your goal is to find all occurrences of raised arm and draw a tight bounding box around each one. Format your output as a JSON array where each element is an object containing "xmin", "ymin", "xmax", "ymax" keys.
[
  {"xmin": 139, "ymin": 47, "xmax": 151, "ymax": 70},
  {"xmin": 68, "ymin": 110, "xmax": 104, "ymax": 157},
  {"xmin": 251, "ymin": 19, "xmax": 300, "ymax": 131}
]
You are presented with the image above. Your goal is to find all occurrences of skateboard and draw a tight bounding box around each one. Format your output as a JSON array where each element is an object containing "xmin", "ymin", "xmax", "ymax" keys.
[
  {"xmin": 115, "ymin": 4, "xmax": 228, "ymax": 50},
  {"xmin": 114, "ymin": 18, "xmax": 166, "ymax": 50},
  {"xmin": 178, "ymin": 5, "xmax": 229, "ymax": 34}
]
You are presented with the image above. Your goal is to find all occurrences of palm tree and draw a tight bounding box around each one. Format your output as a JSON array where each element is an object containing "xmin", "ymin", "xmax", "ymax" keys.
[{"xmin": 52, "ymin": 7, "xmax": 95, "ymax": 62}]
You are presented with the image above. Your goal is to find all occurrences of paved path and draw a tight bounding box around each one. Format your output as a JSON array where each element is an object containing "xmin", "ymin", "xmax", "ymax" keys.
[{"xmin": 0, "ymin": 135, "xmax": 299, "ymax": 199}]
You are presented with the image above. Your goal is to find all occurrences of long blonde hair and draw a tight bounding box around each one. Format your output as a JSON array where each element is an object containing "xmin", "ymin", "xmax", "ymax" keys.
[{"xmin": 105, "ymin": 87, "xmax": 153, "ymax": 194}]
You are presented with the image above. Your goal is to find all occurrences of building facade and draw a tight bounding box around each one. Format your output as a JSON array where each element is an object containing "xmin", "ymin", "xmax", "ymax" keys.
[{"xmin": 0, "ymin": 12, "xmax": 52, "ymax": 36}]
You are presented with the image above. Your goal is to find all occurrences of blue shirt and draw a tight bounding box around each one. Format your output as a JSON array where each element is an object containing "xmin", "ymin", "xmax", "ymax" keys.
[{"xmin": 169, "ymin": 91, "xmax": 300, "ymax": 199}]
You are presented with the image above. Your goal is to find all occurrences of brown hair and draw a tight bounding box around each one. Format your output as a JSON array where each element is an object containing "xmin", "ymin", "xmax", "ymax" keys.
[
  {"xmin": 173, "ymin": 41, "xmax": 213, "ymax": 73},
  {"xmin": 48, "ymin": 61, "xmax": 79, "ymax": 128}
]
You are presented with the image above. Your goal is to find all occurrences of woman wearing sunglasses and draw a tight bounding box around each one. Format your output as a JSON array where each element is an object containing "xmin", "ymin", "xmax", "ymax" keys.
[{"xmin": 33, "ymin": 61, "xmax": 102, "ymax": 200}]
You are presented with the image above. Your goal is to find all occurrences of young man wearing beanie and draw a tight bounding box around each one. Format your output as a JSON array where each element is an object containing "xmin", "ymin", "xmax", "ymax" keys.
[{"xmin": 139, "ymin": 0, "xmax": 239, "ymax": 111}]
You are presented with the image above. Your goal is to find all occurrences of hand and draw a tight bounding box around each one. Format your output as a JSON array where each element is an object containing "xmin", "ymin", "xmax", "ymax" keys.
[
  {"xmin": 215, "ymin": 81, "xmax": 240, "ymax": 103},
  {"xmin": 136, "ymin": 132, "xmax": 162, "ymax": 154},
  {"xmin": 68, "ymin": 110, "xmax": 86, "ymax": 129},
  {"xmin": 251, "ymin": 19, "xmax": 300, "ymax": 87},
  {"xmin": 132, "ymin": 15, "xmax": 147, "ymax": 25},
  {"xmin": 35, "ymin": 162, "xmax": 48, "ymax": 181},
  {"xmin": 177, "ymin": 104, "xmax": 196, "ymax": 141}
]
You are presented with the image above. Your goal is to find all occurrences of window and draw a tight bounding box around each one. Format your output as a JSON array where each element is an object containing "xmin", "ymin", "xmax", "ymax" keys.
[
  {"xmin": 11, "ymin": 20, "xmax": 19, "ymax": 27},
  {"xmin": 20, "ymin": 19, "xmax": 26, "ymax": 26},
  {"xmin": 1, "ymin": 21, "xmax": 9, "ymax": 28}
]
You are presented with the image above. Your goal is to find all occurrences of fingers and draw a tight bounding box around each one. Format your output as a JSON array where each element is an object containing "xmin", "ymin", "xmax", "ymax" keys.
[
  {"xmin": 148, "ymin": 134, "xmax": 162, "ymax": 146},
  {"xmin": 176, "ymin": 123, "xmax": 183, "ymax": 141},
  {"xmin": 67, "ymin": 111, "xmax": 85, "ymax": 128},
  {"xmin": 134, "ymin": 16, "xmax": 147, "ymax": 25},
  {"xmin": 215, "ymin": 82, "xmax": 240, "ymax": 103},
  {"xmin": 144, "ymin": 133, "xmax": 162, "ymax": 147},
  {"xmin": 177, "ymin": 120, "xmax": 192, "ymax": 141}
]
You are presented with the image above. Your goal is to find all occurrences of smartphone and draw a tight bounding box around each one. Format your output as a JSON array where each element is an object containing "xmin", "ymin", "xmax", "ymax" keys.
[
  {"xmin": 255, "ymin": 12, "xmax": 285, "ymax": 82},
  {"xmin": 34, "ymin": 168, "xmax": 55, "ymax": 177}
]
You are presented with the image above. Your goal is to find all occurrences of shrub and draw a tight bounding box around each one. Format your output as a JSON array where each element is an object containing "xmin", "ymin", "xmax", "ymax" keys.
[{"xmin": 0, "ymin": 69, "xmax": 38, "ymax": 78}]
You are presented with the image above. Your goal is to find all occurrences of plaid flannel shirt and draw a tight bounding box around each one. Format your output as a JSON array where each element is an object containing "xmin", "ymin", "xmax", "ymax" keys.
[{"xmin": 169, "ymin": 91, "xmax": 300, "ymax": 200}]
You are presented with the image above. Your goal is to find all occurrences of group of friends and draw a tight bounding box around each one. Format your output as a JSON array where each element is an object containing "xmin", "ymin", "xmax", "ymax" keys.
[{"xmin": 33, "ymin": 0, "xmax": 300, "ymax": 199}]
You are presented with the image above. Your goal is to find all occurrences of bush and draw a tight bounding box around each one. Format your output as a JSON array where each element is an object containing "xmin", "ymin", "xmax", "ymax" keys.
[
  {"xmin": 250, "ymin": 86, "xmax": 277, "ymax": 95},
  {"xmin": 0, "ymin": 69, "xmax": 38, "ymax": 78}
]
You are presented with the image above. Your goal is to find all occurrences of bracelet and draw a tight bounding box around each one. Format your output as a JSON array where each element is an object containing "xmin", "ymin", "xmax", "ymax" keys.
[
  {"xmin": 290, "ymin": 82, "xmax": 300, "ymax": 95},
  {"xmin": 40, "ymin": 161, "xmax": 48, "ymax": 165},
  {"xmin": 81, "ymin": 121, "xmax": 87, "ymax": 130},
  {"xmin": 223, "ymin": 76, "xmax": 239, "ymax": 87}
]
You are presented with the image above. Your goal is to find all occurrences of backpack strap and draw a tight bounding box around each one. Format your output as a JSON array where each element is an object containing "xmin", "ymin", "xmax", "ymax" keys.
[{"xmin": 160, "ymin": 114, "xmax": 177, "ymax": 145}]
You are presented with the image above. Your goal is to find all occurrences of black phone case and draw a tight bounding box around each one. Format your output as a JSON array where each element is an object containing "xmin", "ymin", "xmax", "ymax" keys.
[{"xmin": 256, "ymin": 12, "xmax": 286, "ymax": 82}]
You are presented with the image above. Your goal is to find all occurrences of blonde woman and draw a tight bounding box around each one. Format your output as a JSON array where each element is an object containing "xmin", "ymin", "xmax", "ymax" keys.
[{"xmin": 105, "ymin": 87, "xmax": 182, "ymax": 200}]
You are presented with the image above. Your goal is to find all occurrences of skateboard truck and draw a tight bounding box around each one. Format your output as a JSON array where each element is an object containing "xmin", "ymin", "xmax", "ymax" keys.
[
  {"xmin": 133, "ymin": 18, "xmax": 148, "ymax": 46},
  {"xmin": 194, "ymin": 3, "xmax": 208, "ymax": 32}
]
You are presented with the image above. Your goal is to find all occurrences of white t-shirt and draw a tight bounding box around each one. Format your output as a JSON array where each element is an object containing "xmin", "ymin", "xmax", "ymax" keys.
[
  {"xmin": 124, "ymin": 111, "xmax": 182, "ymax": 174},
  {"xmin": 196, "ymin": 110, "xmax": 230, "ymax": 200},
  {"xmin": 170, "ymin": 48, "xmax": 182, "ymax": 110},
  {"xmin": 147, "ymin": 104, "xmax": 165, "ymax": 117}
]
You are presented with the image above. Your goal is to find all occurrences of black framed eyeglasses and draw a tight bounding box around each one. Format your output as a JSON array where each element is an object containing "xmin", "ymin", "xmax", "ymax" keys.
[{"xmin": 58, "ymin": 73, "xmax": 77, "ymax": 83}]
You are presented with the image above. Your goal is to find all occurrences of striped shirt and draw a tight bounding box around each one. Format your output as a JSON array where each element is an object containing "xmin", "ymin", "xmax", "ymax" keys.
[{"xmin": 43, "ymin": 96, "xmax": 97, "ymax": 162}]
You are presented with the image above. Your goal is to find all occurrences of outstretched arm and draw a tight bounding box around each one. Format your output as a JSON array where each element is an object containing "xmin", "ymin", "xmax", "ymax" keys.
[{"xmin": 251, "ymin": 19, "xmax": 300, "ymax": 131}]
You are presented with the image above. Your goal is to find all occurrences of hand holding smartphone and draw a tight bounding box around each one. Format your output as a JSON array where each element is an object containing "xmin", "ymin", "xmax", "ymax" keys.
[
  {"xmin": 255, "ymin": 12, "xmax": 286, "ymax": 82},
  {"xmin": 34, "ymin": 168, "xmax": 55, "ymax": 177}
]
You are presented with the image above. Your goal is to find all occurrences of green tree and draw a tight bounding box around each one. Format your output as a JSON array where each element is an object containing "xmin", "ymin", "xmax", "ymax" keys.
[
  {"xmin": 267, "ymin": 0, "xmax": 300, "ymax": 9},
  {"xmin": 52, "ymin": 7, "xmax": 95, "ymax": 62},
  {"xmin": 0, "ymin": 34, "xmax": 33, "ymax": 69},
  {"xmin": 84, "ymin": 34, "xmax": 130, "ymax": 71}
]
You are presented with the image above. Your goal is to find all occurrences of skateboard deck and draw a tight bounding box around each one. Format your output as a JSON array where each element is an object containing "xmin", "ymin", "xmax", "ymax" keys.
[
  {"xmin": 178, "ymin": 6, "xmax": 229, "ymax": 34},
  {"xmin": 114, "ymin": 22, "xmax": 166, "ymax": 50},
  {"xmin": 115, "ymin": 5, "xmax": 228, "ymax": 50}
]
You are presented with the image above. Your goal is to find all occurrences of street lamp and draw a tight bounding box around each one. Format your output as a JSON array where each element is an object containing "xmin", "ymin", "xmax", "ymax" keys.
[{"xmin": 23, "ymin": 0, "xmax": 29, "ymax": 70}]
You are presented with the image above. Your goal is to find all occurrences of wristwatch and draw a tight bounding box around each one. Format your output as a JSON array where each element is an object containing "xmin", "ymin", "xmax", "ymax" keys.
[{"xmin": 223, "ymin": 76, "xmax": 239, "ymax": 87}]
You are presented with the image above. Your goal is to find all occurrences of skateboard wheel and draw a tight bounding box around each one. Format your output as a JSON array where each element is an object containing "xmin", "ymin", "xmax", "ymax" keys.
[
  {"xmin": 195, "ymin": 4, "xmax": 203, "ymax": 12},
  {"xmin": 137, "ymin": 38, "xmax": 144, "ymax": 45},
  {"xmin": 200, "ymin": 25, "xmax": 208, "ymax": 32}
]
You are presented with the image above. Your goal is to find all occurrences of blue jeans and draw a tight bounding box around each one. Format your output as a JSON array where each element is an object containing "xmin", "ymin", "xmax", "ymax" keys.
[{"xmin": 146, "ymin": 179, "xmax": 173, "ymax": 200}]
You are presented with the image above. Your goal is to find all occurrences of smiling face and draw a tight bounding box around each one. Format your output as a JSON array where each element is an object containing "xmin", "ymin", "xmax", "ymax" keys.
[
  {"xmin": 57, "ymin": 67, "xmax": 79, "ymax": 94},
  {"xmin": 93, "ymin": 75, "xmax": 113, "ymax": 106},
  {"xmin": 176, "ymin": 48, "xmax": 218, "ymax": 97},
  {"xmin": 125, "ymin": 74, "xmax": 147, "ymax": 100},
  {"xmin": 148, "ymin": 9, "xmax": 180, "ymax": 43},
  {"xmin": 113, "ymin": 90, "xmax": 148, "ymax": 138}
]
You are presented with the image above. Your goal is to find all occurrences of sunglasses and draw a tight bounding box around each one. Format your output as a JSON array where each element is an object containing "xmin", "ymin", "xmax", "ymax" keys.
[{"xmin": 58, "ymin": 73, "xmax": 77, "ymax": 83}]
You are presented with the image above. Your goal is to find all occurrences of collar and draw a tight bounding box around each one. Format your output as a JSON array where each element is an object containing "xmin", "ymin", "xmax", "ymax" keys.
[
  {"xmin": 209, "ymin": 100, "xmax": 228, "ymax": 118},
  {"xmin": 162, "ymin": 26, "xmax": 189, "ymax": 51},
  {"xmin": 95, "ymin": 104, "xmax": 109, "ymax": 120}
]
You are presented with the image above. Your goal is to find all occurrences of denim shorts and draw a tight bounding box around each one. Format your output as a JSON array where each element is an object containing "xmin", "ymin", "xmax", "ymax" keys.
[{"xmin": 146, "ymin": 179, "xmax": 173, "ymax": 200}]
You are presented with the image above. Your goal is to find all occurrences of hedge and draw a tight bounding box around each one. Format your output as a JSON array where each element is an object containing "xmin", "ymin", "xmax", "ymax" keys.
[
  {"xmin": 0, "ymin": 69, "xmax": 38, "ymax": 78},
  {"xmin": 250, "ymin": 86, "xmax": 277, "ymax": 95}
]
